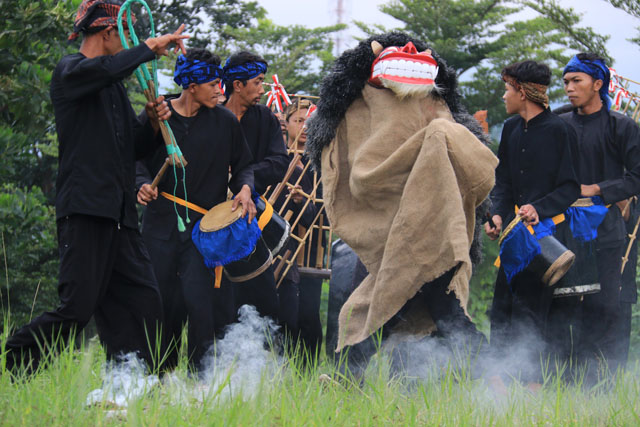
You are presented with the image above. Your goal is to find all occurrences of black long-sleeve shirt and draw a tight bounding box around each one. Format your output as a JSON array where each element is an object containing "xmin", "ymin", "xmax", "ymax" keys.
[
  {"xmin": 491, "ymin": 109, "xmax": 580, "ymax": 224},
  {"xmin": 51, "ymin": 43, "xmax": 159, "ymax": 229},
  {"xmin": 561, "ymin": 107, "xmax": 640, "ymax": 247},
  {"xmin": 136, "ymin": 100, "xmax": 254, "ymax": 240},
  {"xmin": 221, "ymin": 104, "xmax": 289, "ymax": 193}
]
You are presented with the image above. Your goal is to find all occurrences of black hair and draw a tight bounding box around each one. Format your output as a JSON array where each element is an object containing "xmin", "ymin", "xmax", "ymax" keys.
[
  {"xmin": 501, "ymin": 60, "xmax": 551, "ymax": 86},
  {"xmin": 576, "ymin": 52, "xmax": 607, "ymax": 64},
  {"xmin": 185, "ymin": 48, "xmax": 221, "ymax": 66},
  {"xmin": 223, "ymin": 51, "xmax": 267, "ymax": 97}
]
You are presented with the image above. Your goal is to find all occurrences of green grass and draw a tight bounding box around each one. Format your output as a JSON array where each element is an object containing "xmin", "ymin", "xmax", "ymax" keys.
[
  {"xmin": 2, "ymin": 331, "xmax": 640, "ymax": 426},
  {"xmin": 2, "ymin": 280, "xmax": 640, "ymax": 425}
]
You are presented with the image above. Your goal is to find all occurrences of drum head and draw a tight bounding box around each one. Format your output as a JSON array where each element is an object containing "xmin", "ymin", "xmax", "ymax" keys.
[
  {"xmin": 200, "ymin": 200, "xmax": 242, "ymax": 232},
  {"xmin": 542, "ymin": 249, "xmax": 575, "ymax": 287}
]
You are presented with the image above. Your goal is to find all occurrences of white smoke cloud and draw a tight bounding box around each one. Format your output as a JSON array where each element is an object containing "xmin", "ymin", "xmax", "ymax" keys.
[
  {"xmin": 86, "ymin": 353, "xmax": 159, "ymax": 408},
  {"xmin": 86, "ymin": 304, "xmax": 282, "ymax": 408},
  {"xmin": 198, "ymin": 304, "xmax": 282, "ymax": 399}
]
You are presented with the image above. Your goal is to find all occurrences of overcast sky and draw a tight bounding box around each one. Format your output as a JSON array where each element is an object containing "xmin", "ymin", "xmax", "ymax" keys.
[{"xmin": 256, "ymin": 0, "xmax": 639, "ymax": 81}]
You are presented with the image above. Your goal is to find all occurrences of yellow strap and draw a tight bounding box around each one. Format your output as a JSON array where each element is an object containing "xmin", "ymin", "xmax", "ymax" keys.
[
  {"xmin": 160, "ymin": 192, "xmax": 208, "ymax": 215},
  {"xmin": 214, "ymin": 266, "xmax": 223, "ymax": 288},
  {"xmin": 495, "ymin": 208, "xmax": 566, "ymax": 268},
  {"xmin": 257, "ymin": 196, "xmax": 273, "ymax": 231}
]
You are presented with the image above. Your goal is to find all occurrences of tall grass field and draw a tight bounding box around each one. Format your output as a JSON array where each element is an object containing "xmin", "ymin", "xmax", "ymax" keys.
[{"xmin": 2, "ymin": 311, "xmax": 640, "ymax": 426}]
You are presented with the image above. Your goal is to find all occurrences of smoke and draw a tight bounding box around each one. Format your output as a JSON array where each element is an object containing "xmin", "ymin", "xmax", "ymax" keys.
[
  {"xmin": 198, "ymin": 304, "xmax": 282, "ymax": 398},
  {"xmin": 86, "ymin": 304, "xmax": 282, "ymax": 408},
  {"xmin": 380, "ymin": 325, "xmax": 551, "ymax": 389},
  {"xmin": 85, "ymin": 353, "xmax": 159, "ymax": 407}
]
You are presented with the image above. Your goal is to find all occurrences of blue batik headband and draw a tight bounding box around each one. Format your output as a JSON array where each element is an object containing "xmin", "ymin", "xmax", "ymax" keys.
[
  {"xmin": 173, "ymin": 55, "xmax": 222, "ymax": 89},
  {"xmin": 563, "ymin": 55, "xmax": 611, "ymax": 111},
  {"xmin": 222, "ymin": 59, "xmax": 267, "ymax": 85}
]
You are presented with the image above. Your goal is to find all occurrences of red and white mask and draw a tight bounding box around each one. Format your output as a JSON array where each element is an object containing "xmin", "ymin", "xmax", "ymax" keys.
[{"xmin": 369, "ymin": 41, "xmax": 439, "ymax": 97}]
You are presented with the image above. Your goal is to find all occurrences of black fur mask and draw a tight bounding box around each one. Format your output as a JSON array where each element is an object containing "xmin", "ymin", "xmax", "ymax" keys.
[{"xmin": 306, "ymin": 31, "xmax": 490, "ymax": 169}]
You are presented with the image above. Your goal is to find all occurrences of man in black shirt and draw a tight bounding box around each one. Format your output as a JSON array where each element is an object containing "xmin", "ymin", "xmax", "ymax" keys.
[
  {"xmin": 556, "ymin": 53, "xmax": 640, "ymax": 378},
  {"xmin": 486, "ymin": 61, "xmax": 580, "ymax": 385},
  {"xmin": 136, "ymin": 48, "xmax": 255, "ymax": 370},
  {"xmin": 221, "ymin": 52, "xmax": 289, "ymax": 323},
  {"xmin": 4, "ymin": 0, "xmax": 188, "ymax": 373}
]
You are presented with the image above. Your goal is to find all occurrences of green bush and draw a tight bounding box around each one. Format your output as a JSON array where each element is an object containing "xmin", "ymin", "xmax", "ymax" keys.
[{"xmin": 0, "ymin": 184, "xmax": 58, "ymax": 331}]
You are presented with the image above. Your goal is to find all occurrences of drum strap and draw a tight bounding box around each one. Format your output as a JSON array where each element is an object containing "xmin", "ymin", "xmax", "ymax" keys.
[
  {"xmin": 257, "ymin": 196, "xmax": 274, "ymax": 231},
  {"xmin": 160, "ymin": 192, "xmax": 208, "ymax": 215}
]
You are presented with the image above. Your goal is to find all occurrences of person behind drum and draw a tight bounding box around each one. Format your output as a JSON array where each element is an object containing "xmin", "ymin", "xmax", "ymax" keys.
[
  {"xmin": 270, "ymin": 99, "xmax": 325, "ymax": 362},
  {"xmin": 552, "ymin": 53, "xmax": 640, "ymax": 381},
  {"xmin": 221, "ymin": 52, "xmax": 289, "ymax": 324},
  {"xmin": 485, "ymin": 60, "xmax": 580, "ymax": 386},
  {"xmin": 136, "ymin": 48, "xmax": 256, "ymax": 372}
]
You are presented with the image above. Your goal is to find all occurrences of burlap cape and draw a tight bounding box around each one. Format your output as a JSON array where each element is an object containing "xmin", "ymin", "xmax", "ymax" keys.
[{"xmin": 321, "ymin": 85, "xmax": 498, "ymax": 351}]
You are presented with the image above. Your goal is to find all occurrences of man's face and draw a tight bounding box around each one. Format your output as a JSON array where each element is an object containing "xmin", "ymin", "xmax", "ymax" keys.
[
  {"xmin": 563, "ymin": 71, "xmax": 601, "ymax": 109},
  {"xmin": 192, "ymin": 78, "xmax": 222, "ymax": 109},
  {"xmin": 286, "ymin": 107, "xmax": 309, "ymax": 148},
  {"xmin": 236, "ymin": 73, "xmax": 265, "ymax": 107},
  {"xmin": 503, "ymin": 82, "xmax": 524, "ymax": 115},
  {"xmin": 104, "ymin": 27, "xmax": 126, "ymax": 55}
]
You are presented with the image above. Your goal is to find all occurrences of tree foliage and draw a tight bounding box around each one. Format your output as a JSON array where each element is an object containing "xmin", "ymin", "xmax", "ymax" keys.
[
  {"xmin": 0, "ymin": 185, "xmax": 59, "ymax": 331},
  {"xmin": 134, "ymin": 1, "xmax": 343, "ymax": 95},
  {"xmin": 608, "ymin": 0, "xmax": 640, "ymax": 46},
  {"xmin": 224, "ymin": 20, "xmax": 343, "ymax": 94},
  {"xmin": 0, "ymin": 0, "xmax": 78, "ymax": 329},
  {"xmin": 0, "ymin": 0, "xmax": 77, "ymax": 199}
]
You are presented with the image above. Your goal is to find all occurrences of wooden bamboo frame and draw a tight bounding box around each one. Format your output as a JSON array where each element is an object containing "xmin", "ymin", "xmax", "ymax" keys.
[{"xmin": 266, "ymin": 94, "xmax": 334, "ymax": 287}]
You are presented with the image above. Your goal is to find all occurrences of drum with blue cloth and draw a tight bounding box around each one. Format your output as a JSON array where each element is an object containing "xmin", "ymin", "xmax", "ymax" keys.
[
  {"xmin": 551, "ymin": 197, "xmax": 608, "ymax": 298},
  {"xmin": 192, "ymin": 200, "xmax": 272, "ymax": 283},
  {"xmin": 499, "ymin": 216, "xmax": 575, "ymax": 287}
]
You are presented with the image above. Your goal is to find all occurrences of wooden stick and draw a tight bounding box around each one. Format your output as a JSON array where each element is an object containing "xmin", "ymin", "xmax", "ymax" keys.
[
  {"xmin": 274, "ymin": 249, "xmax": 292, "ymax": 284},
  {"xmin": 285, "ymin": 182, "xmax": 311, "ymax": 199},
  {"xmin": 621, "ymin": 213, "xmax": 640, "ymax": 274},
  {"xmin": 297, "ymin": 226, "xmax": 307, "ymax": 265},
  {"xmin": 267, "ymin": 153, "xmax": 302, "ymax": 205},
  {"xmin": 275, "ymin": 205, "xmax": 326, "ymax": 287},
  {"xmin": 315, "ymin": 214, "xmax": 324, "ymax": 268},
  {"xmin": 150, "ymin": 158, "xmax": 171, "ymax": 190}
]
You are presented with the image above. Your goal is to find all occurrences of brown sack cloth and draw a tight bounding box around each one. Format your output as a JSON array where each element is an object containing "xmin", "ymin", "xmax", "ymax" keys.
[{"xmin": 321, "ymin": 85, "xmax": 498, "ymax": 351}]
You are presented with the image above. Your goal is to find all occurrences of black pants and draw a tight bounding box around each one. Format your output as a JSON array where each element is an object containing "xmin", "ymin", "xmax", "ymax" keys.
[
  {"xmin": 577, "ymin": 245, "xmax": 624, "ymax": 376},
  {"xmin": 490, "ymin": 267, "xmax": 554, "ymax": 383},
  {"xmin": 231, "ymin": 265, "xmax": 280, "ymax": 322},
  {"xmin": 547, "ymin": 245, "xmax": 624, "ymax": 382},
  {"xmin": 5, "ymin": 215, "xmax": 163, "ymax": 370},
  {"xmin": 297, "ymin": 276, "xmax": 323, "ymax": 360},
  {"xmin": 144, "ymin": 229, "xmax": 235, "ymax": 369},
  {"xmin": 277, "ymin": 277, "xmax": 299, "ymax": 350}
]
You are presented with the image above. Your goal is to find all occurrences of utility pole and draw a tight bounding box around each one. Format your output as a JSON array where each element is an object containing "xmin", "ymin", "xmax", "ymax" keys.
[{"xmin": 333, "ymin": 0, "xmax": 345, "ymax": 56}]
